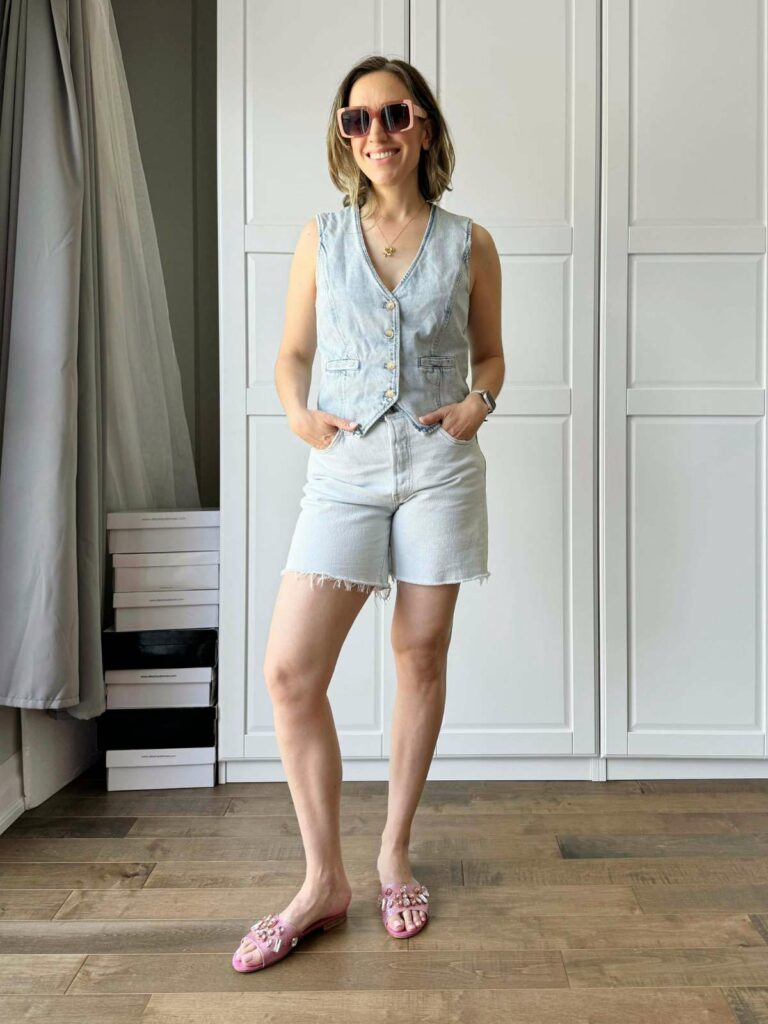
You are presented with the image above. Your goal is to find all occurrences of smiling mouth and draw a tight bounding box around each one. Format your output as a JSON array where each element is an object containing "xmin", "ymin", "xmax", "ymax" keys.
[{"xmin": 366, "ymin": 149, "xmax": 400, "ymax": 161}]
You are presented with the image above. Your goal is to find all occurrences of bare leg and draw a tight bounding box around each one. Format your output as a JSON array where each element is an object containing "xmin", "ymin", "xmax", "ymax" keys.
[
  {"xmin": 376, "ymin": 580, "xmax": 460, "ymax": 933},
  {"xmin": 235, "ymin": 572, "xmax": 373, "ymax": 966}
]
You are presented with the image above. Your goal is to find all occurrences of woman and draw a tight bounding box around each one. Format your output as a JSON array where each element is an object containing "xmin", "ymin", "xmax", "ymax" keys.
[{"xmin": 232, "ymin": 55, "xmax": 503, "ymax": 973}]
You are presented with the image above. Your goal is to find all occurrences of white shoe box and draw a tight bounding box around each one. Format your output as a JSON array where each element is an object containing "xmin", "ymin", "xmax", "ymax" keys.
[
  {"xmin": 107, "ymin": 508, "xmax": 220, "ymax": 555},
  {"xmin": 112, "ymin": 590, "xmax": 219, "ymax": 632},
  {"xmin": 106, "ymin": 509, "xmax": 220, "ymax": 530},
  {"xmin": 113, "ymin": 551, "xmax": 220, "ymax": 593},
  {"xmin": 105, "ymin": 666, "xmax": 215, "ymax": 708},
  {"xmin": 105, "ymin": 746, "xmax": 216, "ymax": 791},
  {"xmin": 108, "ymin": 526, "xmax": 219, "ymax": 554}
]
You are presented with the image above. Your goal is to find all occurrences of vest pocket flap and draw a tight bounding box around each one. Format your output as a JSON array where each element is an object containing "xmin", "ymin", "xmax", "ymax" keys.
[
  {"xmin": 325, "ymin": 357, "xmax": 361, "ymax": 371},
  {"xmin": 419, "ymin": 355, "xmax": 455, "ymax": 368}
]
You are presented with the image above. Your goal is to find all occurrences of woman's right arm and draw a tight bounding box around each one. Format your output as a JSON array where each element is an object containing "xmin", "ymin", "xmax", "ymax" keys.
[{"xmin": 274, "ymin": 217, "xmax": 319, "ymax": 432}]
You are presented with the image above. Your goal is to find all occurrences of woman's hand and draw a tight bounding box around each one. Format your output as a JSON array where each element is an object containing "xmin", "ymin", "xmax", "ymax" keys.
[
  {"xmin": 418, "ymin": 394, "xmax": 487, "ymax": 441},
  {"xmin": 289, "ymin": 409, "xmax": 358, "ymax": 450}
]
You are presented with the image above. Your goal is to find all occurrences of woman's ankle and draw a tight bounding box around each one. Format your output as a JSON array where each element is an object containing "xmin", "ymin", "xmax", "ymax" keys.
[
  {"xmin": 378, "ymin": 835, "xmax": 411, "ymax": 857},
  {"xmin": 303, "ymin": 866, "xmax": 351, "ymax": 892}
]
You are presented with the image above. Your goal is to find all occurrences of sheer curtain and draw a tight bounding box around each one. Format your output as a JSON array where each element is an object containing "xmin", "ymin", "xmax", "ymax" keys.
[{"xmin": 0, "ymin": 0, "xmax": 200, "ymax": 714}]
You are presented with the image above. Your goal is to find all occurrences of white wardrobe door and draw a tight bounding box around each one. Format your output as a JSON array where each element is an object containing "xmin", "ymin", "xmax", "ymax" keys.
[
  {"xmin": 218, "ymin": 0, "xmax": 407, "ymax": 760},
  {"xmin": 405, "ymin": 0, "xmax": 600, "ymax": 757},
  {"xmin": 602, "ymin": 0, "xmax": 766, "ymax": 756}
]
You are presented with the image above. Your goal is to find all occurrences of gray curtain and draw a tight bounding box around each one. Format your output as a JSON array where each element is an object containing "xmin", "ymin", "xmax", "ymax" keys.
[{"xmin": 0, "ymin": 0, "xmax": 200, "ymax": 714}]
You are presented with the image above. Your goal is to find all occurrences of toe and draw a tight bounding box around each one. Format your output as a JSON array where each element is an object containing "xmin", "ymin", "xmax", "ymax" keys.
[
  {"xmin": 241, "ymin": 945, "xmax": 263, "ymax": 967},
  {"xmin": 237, "ymin": 937, "xmax": 263, "ymax": 966},
  {"xmin": 388, "ymin": 911, "xmax": 405, "ymax": 930},
  {"xmin": 403, "ymin": 909, "xmax": 415, "ymax": 930}
]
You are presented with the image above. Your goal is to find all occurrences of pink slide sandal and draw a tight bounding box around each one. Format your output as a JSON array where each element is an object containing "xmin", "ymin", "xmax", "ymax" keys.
[
  {"xmin": 378, "ymin": 879, "xmax": 430, "ymax": 938},
  {"xmin": 231, "ymin": 904, "xmax": 349, "ymax": 973}
]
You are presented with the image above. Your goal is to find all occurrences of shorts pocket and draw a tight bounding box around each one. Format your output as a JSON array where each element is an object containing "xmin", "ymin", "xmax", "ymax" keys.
[
  {"xmin": 314, "ymin": 427, "xmax": 345, "ymax": 453},
  {"xmin": 437, "ymin": 425, "xmax": 474, "ymax": 445}
]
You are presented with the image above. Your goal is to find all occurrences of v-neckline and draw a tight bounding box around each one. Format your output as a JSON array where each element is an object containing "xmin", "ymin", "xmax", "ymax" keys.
[{"xmin": 354, "ymin": 202, "xmax": 437, "ymax": 298}]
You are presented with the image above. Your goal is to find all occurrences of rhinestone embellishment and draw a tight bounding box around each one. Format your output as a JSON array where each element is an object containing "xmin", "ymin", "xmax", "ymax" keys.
[
  {"xmin": 249, "ymin": 911, "xmax": 285, "ymax": 948},
  {"xmin": 378, "ymin": 881, "xmax": 429, "ymax": 913}
]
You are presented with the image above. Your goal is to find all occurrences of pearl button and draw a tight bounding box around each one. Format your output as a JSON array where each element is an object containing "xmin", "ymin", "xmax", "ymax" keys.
[
  {"xmin": 385, "ymin": 389, "xmax": 395, "ymax": 398},
  {"xmin": 386, "ymin": 361, "xmax": 395, "ymax": 370},
  {"xmin": 384, "ymin": 327, "xmax": 394, "ymax": 337},
  {"xmin": 385, "ymin": 300, "xmax": 395, "ymax": 309}
]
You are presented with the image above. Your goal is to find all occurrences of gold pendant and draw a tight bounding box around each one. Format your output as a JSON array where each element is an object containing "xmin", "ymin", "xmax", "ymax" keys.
[{"xmin": 383, "ymin": 246, "xmax": 396, "ymax": 257}]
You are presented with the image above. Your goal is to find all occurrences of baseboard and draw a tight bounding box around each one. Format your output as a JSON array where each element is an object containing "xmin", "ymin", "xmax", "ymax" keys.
[
  {"xmin": 219, "ymin": 756, "xmax": 768, "ymax": 783},
  {"xmin": 0, "ymin": 750, "xmax": 26, "ymax": 834},
  {"xmin": 604, "ymin": 758, "xmax": 768, "ymax": 779}
]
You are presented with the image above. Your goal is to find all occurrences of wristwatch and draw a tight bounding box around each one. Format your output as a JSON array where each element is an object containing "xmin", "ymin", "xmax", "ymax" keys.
[{"xmin": 470, "ymin": 389, "xmax": 496, "ymax": 416}]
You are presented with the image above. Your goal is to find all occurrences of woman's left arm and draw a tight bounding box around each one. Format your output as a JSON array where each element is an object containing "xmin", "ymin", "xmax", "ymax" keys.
[{"xmin": 465, "ymin": 221, "xmax": 505, "ymax": 420}]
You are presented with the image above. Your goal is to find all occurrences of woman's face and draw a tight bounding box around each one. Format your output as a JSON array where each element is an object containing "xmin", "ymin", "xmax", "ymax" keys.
[{"xmin": 346, "ymin": 72, "xmax": 431, "ymax": 193}]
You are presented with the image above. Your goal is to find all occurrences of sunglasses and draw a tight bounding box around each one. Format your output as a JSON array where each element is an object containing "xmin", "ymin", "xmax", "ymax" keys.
[{"xmin": 336, "ymin": 98, "xmax": 427, "ymax": 139}]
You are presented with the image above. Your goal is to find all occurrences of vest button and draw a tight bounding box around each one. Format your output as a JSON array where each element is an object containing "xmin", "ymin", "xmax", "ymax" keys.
[
  {"xmin": 385, "ymin": 300, "xmax": 395, "ymax": 309},
  {"xmin": 384, "ymin": 327, "xmax": 394, "ymax": 337},
  {"xmin": 386, "ymin": 361, "xmax": 395, "ymax": 370},
  {"xmin": 385, "ymin": 389, "xmax": 395, "ymax": 398}
]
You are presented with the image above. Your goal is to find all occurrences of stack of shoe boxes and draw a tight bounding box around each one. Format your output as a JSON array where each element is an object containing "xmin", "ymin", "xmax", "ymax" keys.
[{"xmin": 98, "ymin": 509, "xmax": 220, "ymax": 791}]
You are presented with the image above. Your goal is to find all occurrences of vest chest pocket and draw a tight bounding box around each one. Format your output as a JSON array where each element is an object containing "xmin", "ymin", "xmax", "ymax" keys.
[{"xmin": 324, "ymin": 357, "xmax": 361, "ymax": 374}]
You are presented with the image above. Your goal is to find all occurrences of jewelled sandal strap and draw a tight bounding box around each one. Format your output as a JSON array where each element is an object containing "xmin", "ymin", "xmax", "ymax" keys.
[
  {"xmin": 245, "ymin": 913, "xmax": 300, "ymax": 958},
  {"xmin": 245, "ymin": 928, "xmax": 298, "ymax": 964},
  {"xmin": 379, "ymin": 887, "xmax": 430, "ymax": 918}
]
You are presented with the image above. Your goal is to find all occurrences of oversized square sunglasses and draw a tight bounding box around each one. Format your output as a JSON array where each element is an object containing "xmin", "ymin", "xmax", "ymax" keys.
[{"xmin": 336, "ymin": 98, "xmax": 427, "ymax": 139}]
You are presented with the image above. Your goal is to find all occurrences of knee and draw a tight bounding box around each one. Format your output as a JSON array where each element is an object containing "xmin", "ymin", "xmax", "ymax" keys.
[
  {"xmin": 263, "ymin": 657, "xmax": 323, "ymax": 709},
  {"xmin": 391, "ymin": 634, "xmax": 450, "ymax": 683}
]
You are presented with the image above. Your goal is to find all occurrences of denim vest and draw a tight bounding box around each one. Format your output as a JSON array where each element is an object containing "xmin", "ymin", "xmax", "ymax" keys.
[{"xmin": 314, "ymin": 202, "xmax": 472, "ymax": 436}]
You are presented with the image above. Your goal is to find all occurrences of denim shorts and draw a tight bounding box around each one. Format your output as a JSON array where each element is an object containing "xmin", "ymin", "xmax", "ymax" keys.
[{"xmin": 280, "ymin": 406, "xmax": 490, "ymax": 602}]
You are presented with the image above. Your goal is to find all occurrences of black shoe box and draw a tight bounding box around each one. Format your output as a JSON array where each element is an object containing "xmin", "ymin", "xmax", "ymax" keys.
[
  {"xmin": 102, "ymin": 626, "xmax": 218, "ymax": 670},
  {"xmin": 96, "ymin": 705, "xmax": 217, "ymax": 750}
]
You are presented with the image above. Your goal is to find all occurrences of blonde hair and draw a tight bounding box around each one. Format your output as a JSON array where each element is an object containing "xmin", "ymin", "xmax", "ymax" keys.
[{"xmin": 325, "ymin": 56, "xmax": 456, "ymax": 217}]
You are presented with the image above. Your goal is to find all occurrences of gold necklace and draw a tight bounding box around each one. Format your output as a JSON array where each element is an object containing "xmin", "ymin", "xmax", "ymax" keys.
[{"xmin": 373, "ymin": 202, "xmax": 428, "ymax": 257}]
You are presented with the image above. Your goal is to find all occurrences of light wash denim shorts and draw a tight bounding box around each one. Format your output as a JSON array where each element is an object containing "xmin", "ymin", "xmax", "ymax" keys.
[{"xmin": 280, "ymin": 406, "xmax": 490, "ymax": 602}]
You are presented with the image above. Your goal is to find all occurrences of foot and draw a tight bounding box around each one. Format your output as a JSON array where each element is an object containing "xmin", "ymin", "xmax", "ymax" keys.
[
  {"xmin": 376, "ymin": 846, "xmax": 428, "ymax": 934},
  {"xmin": 234, "ymin": 877, "xmax": 352, "ymax": 968}
]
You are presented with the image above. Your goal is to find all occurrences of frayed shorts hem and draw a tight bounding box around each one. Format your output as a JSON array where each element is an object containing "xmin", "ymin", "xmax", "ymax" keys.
[
  {"xmin": 393, "ymin": 571, "xmax": 491, "ymax": 587},
  {"xmin": 281, "ymin": 567, "xmax": 491, "ymax": 603},
  {"xmin": 281, "ymin": 568, "xmax": 393, "ymax": 601}
]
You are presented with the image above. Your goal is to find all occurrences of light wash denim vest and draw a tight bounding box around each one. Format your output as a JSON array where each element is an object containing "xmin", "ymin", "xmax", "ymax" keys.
[{"xmin": 314, "ymin": 202, "xmax": 473, "ymax": 437}]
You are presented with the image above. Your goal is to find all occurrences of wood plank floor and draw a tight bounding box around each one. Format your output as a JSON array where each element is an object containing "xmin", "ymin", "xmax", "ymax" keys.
[{"xmin": 4, "ymin": 768, "xmax": 768, "ymax": 1021}]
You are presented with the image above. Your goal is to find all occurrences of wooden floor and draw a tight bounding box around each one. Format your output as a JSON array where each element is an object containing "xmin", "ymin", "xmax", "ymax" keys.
[{"xmin": 4, "ymin": 769, "xmax": 768, "ymax": 1022}]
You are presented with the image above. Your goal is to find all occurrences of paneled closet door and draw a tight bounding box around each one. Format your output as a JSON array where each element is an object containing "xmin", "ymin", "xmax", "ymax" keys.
[
  {"xmin": 405, "ymin": 0, "xmax": 600, "ymax": 757},
  {"xmin": 602, "ymin": 0, "xmax": 767, "ymax": 757},
  {"xmin": 218, "ymin": 0, "xmax": 600, "ymax": 767}
]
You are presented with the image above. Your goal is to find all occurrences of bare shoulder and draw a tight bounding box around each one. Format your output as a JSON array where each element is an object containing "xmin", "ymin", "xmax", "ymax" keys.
[
  {"xmin": 288, "ymin": 216, "xmax": 321, "ymax": 290},
  {"xmin": 468, "ymin": 221, "xmax": 499, "ymax": 295},
  {"xmin": 278, "ymin": 217, "xmax": 321, "ymax": 363},
  {"xmin": 294, "ymin": 215, "xmax": 320, "ymax": 258}
]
